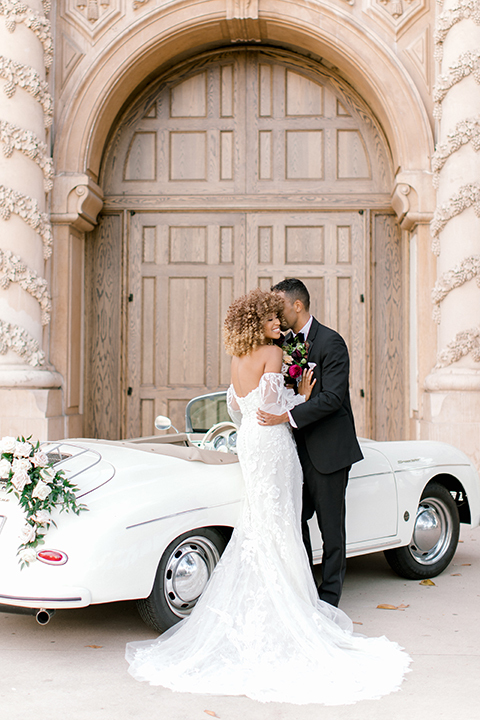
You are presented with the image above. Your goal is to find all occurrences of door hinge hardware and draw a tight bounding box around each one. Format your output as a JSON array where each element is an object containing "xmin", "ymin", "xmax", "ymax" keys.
[
  {"xmin": 127, "ymin": 387, "xmax": 133, "ymax": 396},
  {"xmin": 360, "ymin": 294, "xmax": 364, "ymax": 303},
  {"xmin": 360, "ymin": 389, "xmax": 365, "ymax": 397},
  {"xmin": 128, "ymin": 294, "xmax": 133, "ymax": 302}
]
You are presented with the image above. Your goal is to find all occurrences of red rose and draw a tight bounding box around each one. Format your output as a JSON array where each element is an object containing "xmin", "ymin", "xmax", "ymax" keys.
[{"xmin": 288, "ymin": 364, "xmax": 302, "ymax": 379}]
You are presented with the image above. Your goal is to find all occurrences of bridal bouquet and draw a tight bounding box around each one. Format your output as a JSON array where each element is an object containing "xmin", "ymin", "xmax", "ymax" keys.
[
  {"xmin": 0, "ymin": 435, "xmax": 87, "ymax": 568},
  {"xmin": 281, "ymin": 333, "xmax": 309, "ymax": 385}
]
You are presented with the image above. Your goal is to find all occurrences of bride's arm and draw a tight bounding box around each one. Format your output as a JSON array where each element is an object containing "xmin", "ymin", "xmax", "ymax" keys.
[
  {"xmin": 258, "ymin": 369, "xmax": 316, "ymax": 425},
  {"xmin": 226, "ymin": 385, "xmax": 243, "ymax": 427}
]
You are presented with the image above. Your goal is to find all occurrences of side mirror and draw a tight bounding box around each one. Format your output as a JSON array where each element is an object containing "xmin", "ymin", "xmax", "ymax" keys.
[{"xmin": 154, "ymin": 415, "xmax": 179, "ymax": 433}]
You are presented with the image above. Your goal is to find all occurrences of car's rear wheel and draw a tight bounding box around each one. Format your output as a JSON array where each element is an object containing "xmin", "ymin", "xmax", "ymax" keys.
[
  {"xmin": 136, "ymin": 528, "xmax": 228, "ymax": 633},
  {"xmin": 384, "ymin": 482, "xmax": 460, "ymax": 579}
]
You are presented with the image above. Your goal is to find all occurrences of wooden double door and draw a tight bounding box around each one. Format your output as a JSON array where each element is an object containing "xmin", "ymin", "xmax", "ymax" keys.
[
  {"xmin": 87, "ymin": 49, "xmax": 403, "ymax": 440},
  {"xmin": 127, "ymin": 210, "xmax": 366, "ymax": 437}
]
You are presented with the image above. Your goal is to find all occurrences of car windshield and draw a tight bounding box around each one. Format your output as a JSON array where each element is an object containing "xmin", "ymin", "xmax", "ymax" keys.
[{"xmin": 186, "ymin": 392, "xmax": 229, "ymax": 432}]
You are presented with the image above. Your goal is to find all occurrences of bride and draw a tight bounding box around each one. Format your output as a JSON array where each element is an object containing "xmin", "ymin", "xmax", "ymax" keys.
[{"xmin": 126, "ymin": 288, "xmax": 411, "ymax": 705}]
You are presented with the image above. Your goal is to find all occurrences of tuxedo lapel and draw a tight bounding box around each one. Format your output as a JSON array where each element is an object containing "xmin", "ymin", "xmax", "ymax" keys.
[{"xmin": 306, "ymin": 317, "xmax": 320, "ymax": 357}]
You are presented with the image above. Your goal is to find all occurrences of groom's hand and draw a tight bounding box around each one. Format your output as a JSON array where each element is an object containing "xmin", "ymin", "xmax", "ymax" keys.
[{"xmin": 257, "ymin": 410, "xmax": 288, "ymax": 426}]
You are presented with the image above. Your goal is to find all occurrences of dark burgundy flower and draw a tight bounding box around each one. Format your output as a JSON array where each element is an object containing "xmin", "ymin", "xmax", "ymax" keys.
[{"xmin": 288, "ymin": 364, "xmax": 302, "ymax": 379}]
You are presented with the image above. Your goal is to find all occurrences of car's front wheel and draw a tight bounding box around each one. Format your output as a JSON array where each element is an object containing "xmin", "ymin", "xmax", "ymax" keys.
[
  {"xmin": 136, "ymin": 528, "xmax": 228, "ymax": 633},
  {"xmin": 384, "ymin": 482, "xmax": 460, "ymax": 579}
]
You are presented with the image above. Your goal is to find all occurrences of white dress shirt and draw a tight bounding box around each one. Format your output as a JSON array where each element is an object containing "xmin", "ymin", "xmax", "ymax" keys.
[{"xmin": 287, "ymin": 316, "xmax": 312, "ymax": 428}]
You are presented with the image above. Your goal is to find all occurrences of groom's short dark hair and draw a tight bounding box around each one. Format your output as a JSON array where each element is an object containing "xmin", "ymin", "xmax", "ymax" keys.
[{"xmin": 271, "ymin": 278, "xmax": 310, "ymax": 311}]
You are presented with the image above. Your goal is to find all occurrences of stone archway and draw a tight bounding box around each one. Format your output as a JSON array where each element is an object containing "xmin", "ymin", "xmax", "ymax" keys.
[
  {"xmin": 50, "ymin": 3, "xmax": 435, "ymax": 440},
  {"xmin": 83, "ymin": 47, "xmax": 406, "ymax": 440}
]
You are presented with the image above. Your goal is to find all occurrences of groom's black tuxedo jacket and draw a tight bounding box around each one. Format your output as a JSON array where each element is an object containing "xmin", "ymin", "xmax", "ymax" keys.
[{"xmin": 290, "ymin": 317, "xmax": 363, "ymax": 475}]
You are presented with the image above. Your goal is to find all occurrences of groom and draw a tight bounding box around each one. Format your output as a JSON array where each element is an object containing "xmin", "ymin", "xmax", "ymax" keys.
[{"xmin": 257, "ymin": 278, "xmax": 363, "ymax": 607}]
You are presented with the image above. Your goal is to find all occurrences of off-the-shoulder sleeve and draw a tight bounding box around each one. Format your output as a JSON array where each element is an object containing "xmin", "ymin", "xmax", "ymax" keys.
[
  {"xmin": 227, "ymin": 385, "xmax": 242, "ymax": 427},
  {"xmin": 259, "ymin": 373, "xmax": 306, "ymax": 415}
]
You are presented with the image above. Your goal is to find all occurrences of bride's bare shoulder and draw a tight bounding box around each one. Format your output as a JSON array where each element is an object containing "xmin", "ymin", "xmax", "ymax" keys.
[
  {"xmin": 262, "ymin": 344, "xmax": 283, "ymax": 371},
  {"xmin": 264, "ymin": 343, "xmax": 282, "ymax": 358}
]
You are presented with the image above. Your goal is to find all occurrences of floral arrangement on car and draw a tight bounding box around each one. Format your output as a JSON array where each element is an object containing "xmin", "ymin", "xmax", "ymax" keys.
[
  {"xmin": 0, "ymin": 436, "xmax": 87, "ymax": 568},
  {"xmin": 281, "ymin": 332, "xmax": 309, "ymax": 386}
]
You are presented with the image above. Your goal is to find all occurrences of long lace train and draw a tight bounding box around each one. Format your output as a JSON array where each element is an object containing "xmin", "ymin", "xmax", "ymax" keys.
[{"xmin": 126, "ymin": 373, "xmax": 411, "ymax": 705}]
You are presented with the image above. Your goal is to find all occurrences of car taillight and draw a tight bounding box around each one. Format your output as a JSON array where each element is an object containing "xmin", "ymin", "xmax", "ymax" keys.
[{"xmin": 37, "ymin": 550, "xmax": 68, "ymax": 565}]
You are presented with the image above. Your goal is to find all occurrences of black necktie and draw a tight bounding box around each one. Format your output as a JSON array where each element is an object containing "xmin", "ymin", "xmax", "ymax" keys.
[{"xmin": 293, "ymin": 332, "xmax": 304, "ymax": 343}]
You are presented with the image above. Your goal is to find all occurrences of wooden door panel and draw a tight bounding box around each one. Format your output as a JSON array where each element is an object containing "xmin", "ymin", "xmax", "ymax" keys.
[
  {"xmin": 84, "ymin": 214, "xmax": 123, "ymax": 440},
  {"xmin": 244, "ymin": 54, "xmax": 386, "ymax": 195},
  {"xmin": 127, "ymin": 212, "xmax": 245, "ymax": 437},
  {"xmin": 373, "ymin": 214, "xmax": 404, "ymax": 441},
  {"xmin": 105, "ymin": 55, "xmax": 247, "ymax": 198},
  {"xmin": 246, "ymin": 211, "xmax": 367, "ymax": 436}
]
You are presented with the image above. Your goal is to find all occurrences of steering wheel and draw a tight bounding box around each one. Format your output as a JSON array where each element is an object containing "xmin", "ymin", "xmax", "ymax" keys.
[{"xmin": 200, "ymin": 422, "xmax": 238, "ymax": 452}]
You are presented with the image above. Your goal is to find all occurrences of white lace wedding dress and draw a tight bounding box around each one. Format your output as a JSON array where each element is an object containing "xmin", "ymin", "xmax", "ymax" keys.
[{"xmin": 126, "ymin": 373, "xmax": 411, "ymax": 705}]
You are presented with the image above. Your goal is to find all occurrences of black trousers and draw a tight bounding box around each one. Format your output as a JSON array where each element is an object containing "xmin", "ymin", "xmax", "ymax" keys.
[{"xmin": 297, "ymin": 440, "xmax": 349, "ymax": 607}]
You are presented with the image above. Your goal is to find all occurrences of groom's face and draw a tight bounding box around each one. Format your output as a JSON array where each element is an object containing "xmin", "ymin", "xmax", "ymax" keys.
[{"xmin": 276, "ymin": 292, "xmax": 297, "ymax": 331}]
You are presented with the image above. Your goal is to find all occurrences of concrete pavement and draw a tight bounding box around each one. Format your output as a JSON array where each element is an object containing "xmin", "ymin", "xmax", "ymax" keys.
[{"xmin": 1, "ymin": 525, "xmax": 479, "ymax": 720}]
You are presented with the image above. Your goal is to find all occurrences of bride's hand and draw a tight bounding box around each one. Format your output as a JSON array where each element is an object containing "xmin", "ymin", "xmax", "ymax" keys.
[{"xmin": 298, "ymin": 368, "xmax": 316, "ymax": 401}]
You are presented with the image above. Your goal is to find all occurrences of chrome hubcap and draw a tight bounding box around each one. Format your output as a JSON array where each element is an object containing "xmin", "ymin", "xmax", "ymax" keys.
[
  {"xmin": 164, "ymin": 536, "xmax": 220, "ymax": 617},
  {"xmin": 409, "ymin": 497, "xmax": 453, "ymax": 565}
]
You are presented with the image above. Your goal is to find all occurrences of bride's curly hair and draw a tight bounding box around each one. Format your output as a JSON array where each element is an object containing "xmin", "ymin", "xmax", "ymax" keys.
[{"xmin": 223, "ymin": 288, "xmax": 284, "ymax": 357}]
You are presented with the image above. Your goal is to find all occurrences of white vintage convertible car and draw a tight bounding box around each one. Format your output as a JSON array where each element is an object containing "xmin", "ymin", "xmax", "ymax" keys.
[{"xmin": 1, "ymin": 391, "xmax": 479, "ymax": 631}]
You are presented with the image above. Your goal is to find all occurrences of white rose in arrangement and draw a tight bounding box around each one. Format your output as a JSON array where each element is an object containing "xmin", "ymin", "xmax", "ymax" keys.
[
  {"xmin": 12, "ymin": 457, "xmax": 32, "ymax": 473},
  {"xmin": 40, "ymin": 466, "xmax": 56, "ymax": 483},
  {"xmin": 32, "ymin": 481, "xmax": 51, "ymax": 500},
  {"xmin": 14, "ymin": 441, "xmax": 33, "ymax": 458},
  {"xmin": 33, "ymin": 509, "xmax": 51, "ymax": 525},
  {"xmin": 18, "ymin": 547, "xmax": 37, "ymax": 564},
  {"xmin": 0, "ymin": 436, "xmax": 16, "ymax": 454},
  {"xmin": 32, "ymin": 451, "xmax": 49, "ymax": 468},
  {"xmin": 6, "ymin": 434, "xmax": 87, "ymax": 569},
  {"xmin": 0, "ymin": 458, "xmax": 11, "ymax": 479},
  {"xmin": 11, "ymin": 469, "xmax": 32, "ymax": 492},
  {"xmin": 19, "ymin": 523, "xmax": 36, "ymax": 544}
]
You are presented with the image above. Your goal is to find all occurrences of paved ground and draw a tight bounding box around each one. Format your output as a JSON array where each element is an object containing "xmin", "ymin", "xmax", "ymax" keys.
[{"xmin": 1, "ymin": 525, "xmax": 480, "ymax": 720}]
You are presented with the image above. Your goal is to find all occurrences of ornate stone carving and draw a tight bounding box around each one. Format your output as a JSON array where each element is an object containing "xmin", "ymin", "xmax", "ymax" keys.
[
  {"xmin": 0, "ymin": 120, "xmax": 53, "ymax": 192},
  {"xmin": 0, "ymin": 0, "xmax": 53, "ymax": 69},
  {"xmin": 391, "ymin": 182, "xmax": 411, "ymax": 223},
  {"xmin": 75, "ymin": 0, "xmax": 110, "ymax": 23},
  {"xmin": 405, "ymin": 28, "xmax": 430, "ymax": 86},
  {"xmin": 435, "ymin": 326, "xmax": 480, "ymax": 367},
  {"xmin": 226, "ymin": 0, "xmax": 261, "ymax": 42},
  {"xmin": 434, "ymin": 0, "xmax": 480, "ymax": 62},
  {"xmin": 0, "ymin": 248, "xmax": 51, "ymax": 324},
  {"xmin": 433, "ymin": 50, "xmax": 480, "ymax": 119},
  {"xmin": 366, "ymin": 0, "xmax": 427, "ymax": 35},
  {"xmin": 0, "ymin": 318, "xmax": 45, "ymax": 366},
  {"xmin": 132, "ymin": 0, "xmax": 149, "ymax": 8},
  {"xmin": 63, "ymin": 0, "xmax": 120, "ymax": 37},
  {"xmin": 0, "ymin": 185, "xmax": 52, "ymax": 258},
  {"xmin": 430, "ymin": 183, "xmax": 480, "ymax": 254},
  {"xmin": 431, "ymin": 255, "xmax": 480, "ymax": 322},
  {"xmin": 59, "ymin": 33, "xmax": 84, "ymax": 87},
  {"xmin": 379, "ymin": 0, "xmax": 410, "ymax": 20},
  {"xmin": 0, "ymin": 56, "xmax": 53, "ymax": 127},
  {"xmin": 51, "ymin": 176, "xmax": 103, "ymax": 231},
  {"xmin": 432, "ymin": 116, "xmax": 480, "ymax": 187}
]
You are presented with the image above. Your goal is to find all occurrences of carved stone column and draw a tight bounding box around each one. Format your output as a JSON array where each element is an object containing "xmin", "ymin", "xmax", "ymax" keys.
[
  {"xmin": 0, "ymin": 0, "xmax": 62, "ymax": 438},
  {"xmin": 423, "ymin": 0, "xmax": 480, "ymax": 468}
]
